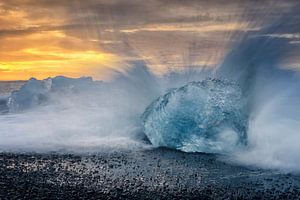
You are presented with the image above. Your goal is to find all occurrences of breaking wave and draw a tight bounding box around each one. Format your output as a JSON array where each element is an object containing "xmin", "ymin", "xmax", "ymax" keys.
[{"xmin": 1, "ymin": 7, "xmax": 300, "ymax": 172}]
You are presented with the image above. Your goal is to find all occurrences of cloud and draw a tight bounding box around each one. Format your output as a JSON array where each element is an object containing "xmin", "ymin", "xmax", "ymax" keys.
[{"xmin": 0, "ymin": 0, "xmax": 299, "ymax": 80}]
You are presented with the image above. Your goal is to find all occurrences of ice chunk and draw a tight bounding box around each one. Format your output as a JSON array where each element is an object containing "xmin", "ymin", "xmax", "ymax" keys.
[
  {"xmin": 142, "ymin": 78, "xmax": 247, "ymax": 153},
  {"xmin": 7, "ymin": 76, "xmax": 95, "ymax": 112},
  {"xmin": 0, "ymin": 96, "xmax": 8, "ymax": 114}
]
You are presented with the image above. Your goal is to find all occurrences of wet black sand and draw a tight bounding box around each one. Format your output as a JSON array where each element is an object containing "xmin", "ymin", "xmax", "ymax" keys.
[{"xmin": 0, "ymin": 148, "xmax": 299, "ymax": 200}]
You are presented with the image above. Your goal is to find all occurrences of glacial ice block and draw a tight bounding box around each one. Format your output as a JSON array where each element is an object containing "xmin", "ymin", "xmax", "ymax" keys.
[
  {"xmin": 142, "ymin": 79, "xmax": 247, "ymax": 153},
  {"xmin": 7, "ymin": 76, "xmax": 95, "ymax": 112}
]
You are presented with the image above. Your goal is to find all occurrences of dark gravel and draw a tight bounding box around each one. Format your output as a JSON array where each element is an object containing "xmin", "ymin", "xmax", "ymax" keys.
[{"xmin": 0, "ymin": 148, "xmax": 299, "ymax": 200}]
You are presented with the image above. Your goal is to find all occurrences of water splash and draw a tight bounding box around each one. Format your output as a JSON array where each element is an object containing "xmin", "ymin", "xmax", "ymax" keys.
[{"xmin": 0, "ymin": 3, "xmax": 300, "ymax": 172}]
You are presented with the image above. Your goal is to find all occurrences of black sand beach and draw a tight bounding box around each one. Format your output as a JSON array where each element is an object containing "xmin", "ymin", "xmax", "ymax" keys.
[{"xmin": 0, "ymin": 148, "xmax": 299, "ymax": 200}]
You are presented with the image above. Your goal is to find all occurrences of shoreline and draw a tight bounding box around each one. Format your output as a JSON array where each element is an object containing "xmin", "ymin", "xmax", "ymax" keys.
[{"xmin": 1, "ymin": 148, "xmax": 299, "ymax": 199}]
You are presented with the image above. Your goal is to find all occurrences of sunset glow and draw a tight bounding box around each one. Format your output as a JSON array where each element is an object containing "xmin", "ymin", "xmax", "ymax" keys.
[{"xmin": 0, "ymin": 0, "xmax": 299, "ymax": 80}]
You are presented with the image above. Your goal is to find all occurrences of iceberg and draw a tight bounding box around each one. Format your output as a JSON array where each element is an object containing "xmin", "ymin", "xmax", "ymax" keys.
[{"xmin": 142, "ymin": 78, "xmax": 248, "ymax": 153}]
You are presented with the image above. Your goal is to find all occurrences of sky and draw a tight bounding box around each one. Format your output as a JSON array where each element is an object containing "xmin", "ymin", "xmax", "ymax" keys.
[{"xmin": 0, "ymin": 0, "xmax": 299, "ymax": 80}]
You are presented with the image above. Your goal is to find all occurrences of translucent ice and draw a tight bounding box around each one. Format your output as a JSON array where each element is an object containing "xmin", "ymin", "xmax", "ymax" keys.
[
  {"xmin": 142, "ymin": 79, "xmax": 247, "ymax": 153},
  {"xmin": 7, "ymin": 76, "xmax": 95, "ymax": 112}
]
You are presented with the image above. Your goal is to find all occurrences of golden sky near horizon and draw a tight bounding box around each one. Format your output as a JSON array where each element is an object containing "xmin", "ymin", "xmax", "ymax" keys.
[{"xmin": 0, "ymin": 0, "xmax": 299, "ymax": 80}]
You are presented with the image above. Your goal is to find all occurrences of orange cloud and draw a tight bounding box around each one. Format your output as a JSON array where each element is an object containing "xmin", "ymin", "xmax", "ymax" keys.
[
  {"xmin": 0, "ymin": 1, "xmax": 120, "ymax": 80},
  {"xmin": 0, "ymin": 20, "xmax": 119, "ymax": 80},
  {"xmin": 1, "ymin": 0, "xmax": 298, "ymax": 80}
]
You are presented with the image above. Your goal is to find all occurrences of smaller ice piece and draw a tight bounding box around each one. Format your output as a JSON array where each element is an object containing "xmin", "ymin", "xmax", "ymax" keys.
[
  {"xmin": 142, "ymin": 78, "xmax": 247, "ymax": 153},
  {"xmin": 7, "ymin": 76, "xmax": 94, "ymax": 112}
]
